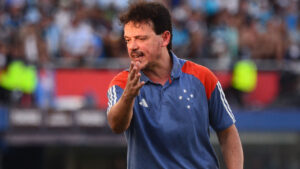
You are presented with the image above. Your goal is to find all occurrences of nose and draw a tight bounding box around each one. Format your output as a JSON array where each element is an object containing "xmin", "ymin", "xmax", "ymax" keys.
[{"xmin": 128, "ymin": 40, "xmax": 138, "ymax": 51}]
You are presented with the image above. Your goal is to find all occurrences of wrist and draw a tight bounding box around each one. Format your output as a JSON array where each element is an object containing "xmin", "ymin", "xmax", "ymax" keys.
[{"xmin": 121, "ymin": 92, "xmax": 136, "ymax": 103}]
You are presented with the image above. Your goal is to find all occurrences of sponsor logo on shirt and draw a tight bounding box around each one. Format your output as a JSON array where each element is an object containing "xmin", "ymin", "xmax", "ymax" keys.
[{"xmin": 139, "ymin": 98, "xmax": 149, "ymax": 108}]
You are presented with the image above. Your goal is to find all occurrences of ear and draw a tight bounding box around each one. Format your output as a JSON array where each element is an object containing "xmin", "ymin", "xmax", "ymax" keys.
[{"xmin": 161, "ymin": 31, "xmax": 171, "ymax": 47}]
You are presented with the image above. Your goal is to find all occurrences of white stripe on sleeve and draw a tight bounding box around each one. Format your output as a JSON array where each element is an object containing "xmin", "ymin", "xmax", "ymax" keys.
[
  {"xmin": 107, "ymin": 85, "xmax": 117, "ymax": 114},
  {"xmin": 217, "ymin": 82, "xmax": 236, "ymax": 123}
]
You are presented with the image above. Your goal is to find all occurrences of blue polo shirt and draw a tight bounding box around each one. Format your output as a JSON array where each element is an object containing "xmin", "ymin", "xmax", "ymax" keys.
[{"xmin": 107, "ymin": 53, "xmax": 235, "ymax": 169}]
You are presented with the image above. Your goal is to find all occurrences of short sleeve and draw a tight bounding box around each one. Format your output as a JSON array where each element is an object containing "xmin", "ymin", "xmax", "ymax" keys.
[
  {"xmin": 107, "ymin": 85, "xmax": 125, "ymax": 114},
  {"xmin": 106, "ymin": 71, "xmax": 128, "ymax": 114},
  {"xmin": 209, "ymin": 81, "xmax": 236, "ymax": 131}
]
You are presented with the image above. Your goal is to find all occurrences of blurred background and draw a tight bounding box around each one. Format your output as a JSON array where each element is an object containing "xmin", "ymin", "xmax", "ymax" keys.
[{"xmin": 0, "ymin": 0, "xmax": 300, "ymax": 168}]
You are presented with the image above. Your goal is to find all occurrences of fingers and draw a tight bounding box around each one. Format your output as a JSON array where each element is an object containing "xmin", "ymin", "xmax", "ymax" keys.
[
  {"xmin": 129, "ymin": 61, "xmax": 135, "ymax": 80},
  {"xmin": 129, "ymin": 61, "xmax": 134, "ymax": 72},
  {"xmin": 124, "ymin": 61, "xmax": 144, "ymax": 98},
  {"xmin": 130, "ymin": 73, "xmax": 144, "ymax": 90},
  {"xmin": 129, "ymin": 61, "xmax": 141, "ymax": 73},
  {"xmin": 131, "ymin": 72, "xmax": 141, "ymax": 84},
  {"xmin": 135, "ymin": 61, "xmax": 141, "ymax": 72},
  {"xmin": 129, "ymin": 61, "xmax": 140, "ymax": 80},
  {"xmin": 137, "ymin": 81, "xmax": 145, "ymax": 90}
]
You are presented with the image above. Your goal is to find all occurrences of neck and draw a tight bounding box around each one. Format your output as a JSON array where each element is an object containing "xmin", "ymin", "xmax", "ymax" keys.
[{"xmin": 143, "ymin": 50, "xmax": 172, "ymax": 85}]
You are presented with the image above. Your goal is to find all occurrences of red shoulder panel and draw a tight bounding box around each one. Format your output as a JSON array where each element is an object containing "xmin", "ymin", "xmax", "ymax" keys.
[
  {"xmin": 108, "ymin": 71, "xmax": 129, "ymax": 89},
  {"xmin": 182, "ymin": 61, "xmax": 218, "ymax": 100}
]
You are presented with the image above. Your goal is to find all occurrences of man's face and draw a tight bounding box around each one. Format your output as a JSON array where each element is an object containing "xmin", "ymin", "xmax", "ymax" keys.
[{"xmin": 124, "ymin": 21, "xmax": 165, "ymax": 70}]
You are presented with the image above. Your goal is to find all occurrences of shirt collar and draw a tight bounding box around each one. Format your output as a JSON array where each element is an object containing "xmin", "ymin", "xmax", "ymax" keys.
[
  {"xmin": 140, "ymin": 51, "xmax": 181, "ymax": 83},
  {"xmin": 170, "ymin": 51, "xmax": 181, "ymax": 79}
]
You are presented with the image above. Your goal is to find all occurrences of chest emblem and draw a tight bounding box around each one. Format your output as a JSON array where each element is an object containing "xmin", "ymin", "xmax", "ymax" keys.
[{"xmin": 178, "ymin": 89, "xmax": 194, "ymax": 109}]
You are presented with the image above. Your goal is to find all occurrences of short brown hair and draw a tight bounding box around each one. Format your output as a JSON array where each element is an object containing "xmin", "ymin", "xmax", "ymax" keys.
[{"xmin": 120, "ymin": 1, "xmax": 172, "ymax": 51}]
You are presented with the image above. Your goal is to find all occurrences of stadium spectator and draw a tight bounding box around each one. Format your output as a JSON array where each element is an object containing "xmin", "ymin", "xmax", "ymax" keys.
[
  {"xmin": 40, "ymin": 13, "xmax": 61, "ymax": 60},
  {"xmin": 20, "ymin": 22, "xmax": 42, "ymax": 64},
  {"xmin": 60, "ymin": 6, "xmax": 96, "ymax": 65}
]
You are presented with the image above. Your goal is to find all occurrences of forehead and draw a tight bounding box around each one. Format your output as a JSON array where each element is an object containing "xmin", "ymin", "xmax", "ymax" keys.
[{"xmin": 124, "ymin": 21, "xmax": 156, "ymax": 37}]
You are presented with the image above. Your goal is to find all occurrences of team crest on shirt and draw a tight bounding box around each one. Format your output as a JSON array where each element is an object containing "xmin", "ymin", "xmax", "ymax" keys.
[{"xmin": 178, "ymin": 89, "xmax": 194, "ymax": 109}]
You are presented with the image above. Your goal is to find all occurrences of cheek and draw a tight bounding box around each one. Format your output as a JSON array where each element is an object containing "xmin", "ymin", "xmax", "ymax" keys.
[{"xmin": 146, "ymin": 41, "xmax": 160, "ymax": 51}]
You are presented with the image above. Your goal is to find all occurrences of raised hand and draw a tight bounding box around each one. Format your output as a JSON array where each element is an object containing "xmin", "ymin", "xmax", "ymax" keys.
[{"xmin": 123, "ymin": 61, "xmax": 145, "ymax": 99}]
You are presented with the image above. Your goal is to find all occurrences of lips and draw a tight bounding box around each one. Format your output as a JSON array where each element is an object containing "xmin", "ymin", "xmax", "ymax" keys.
[{"xmin": 130, "ymin": 50, "xmax": 144, "ymax": 58}]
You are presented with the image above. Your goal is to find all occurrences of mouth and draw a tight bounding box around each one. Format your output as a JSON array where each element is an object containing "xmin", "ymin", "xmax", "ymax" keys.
[{"xmin": 130, "ymin": 51, "xmax": 144, "ymax": 59}]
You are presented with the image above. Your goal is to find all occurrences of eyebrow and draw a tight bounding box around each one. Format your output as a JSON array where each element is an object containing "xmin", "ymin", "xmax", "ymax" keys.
[{"xmin": 124, "ymin": 35, "xmax": 148, "ymax": 39}]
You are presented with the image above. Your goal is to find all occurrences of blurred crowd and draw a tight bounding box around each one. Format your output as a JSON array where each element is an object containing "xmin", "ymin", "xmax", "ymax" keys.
[
  {"xmin": 1, "ymin": 0, "xmax": 300, "ymax": 67},
  {"xmin": 0, "ymin": 0, "xmax": 129, "ymax": 67},
  {"xmin": 170, "ymin": 0, "xmax": 300, "ymax": 66},
  {"xmin": 0, "ymin": 0, "xmax": 300, "ymax": 108}
]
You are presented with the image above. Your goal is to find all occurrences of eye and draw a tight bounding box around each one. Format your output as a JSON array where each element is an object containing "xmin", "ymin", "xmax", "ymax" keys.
[
  {"xmin": 124, "ymin": 39, "xmax": 130, "ymax": 43},
  {"xmin": 139, "ymin": 36, "xmax": 147, "ymax": 41}
]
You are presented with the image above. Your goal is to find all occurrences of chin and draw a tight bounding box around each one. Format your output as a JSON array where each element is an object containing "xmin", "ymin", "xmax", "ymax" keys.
[
  {"xmin": 139, "ymin": 64, "xmax": 146, "ymax": 70},
  {"xmin": 139, "ymin": 61, "xmax": 148, "ymax": 70}
]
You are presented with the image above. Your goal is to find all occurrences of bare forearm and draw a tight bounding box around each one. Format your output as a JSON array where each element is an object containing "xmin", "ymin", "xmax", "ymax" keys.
[
  {"xmin": 218, "ymin": 125, "xmax": 244, "ymax": 169},
  {"xmin": 107, "ymin": 61, "xmax": 145, "ymax": 133},
  {"xmin": 107, "ymin": 95, "xmax": 135, "ymax": 133}
]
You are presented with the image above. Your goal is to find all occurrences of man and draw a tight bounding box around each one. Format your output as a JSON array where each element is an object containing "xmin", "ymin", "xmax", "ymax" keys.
[{"xmin": 107, "ymin": 2, "xmax": 243, "ymax": 169}]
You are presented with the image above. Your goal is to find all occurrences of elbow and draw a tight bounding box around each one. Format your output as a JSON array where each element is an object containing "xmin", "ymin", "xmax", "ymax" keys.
[
  {"xmin": 107, "ymin": 107, "xmax": 131, "ymax": 134},
  {"xmin": 109, "ymin": 124, "xmax": 126, "ymax": 134},
  {"xmin": 107, "ymin": 116, "xmax": 128, "ymax": 134}
]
